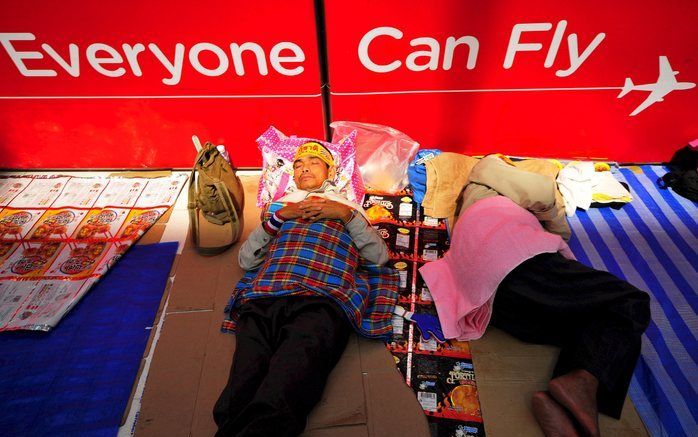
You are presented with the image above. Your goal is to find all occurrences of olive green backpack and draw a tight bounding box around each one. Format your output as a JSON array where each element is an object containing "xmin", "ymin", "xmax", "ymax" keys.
[{"xmin": 188, "ymin": 139, "xmax": 245, "ymax": 255}]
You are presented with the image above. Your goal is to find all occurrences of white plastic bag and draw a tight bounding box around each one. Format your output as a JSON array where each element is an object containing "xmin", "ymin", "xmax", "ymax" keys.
[{"xmin": 330, "ymin": 121, "xmax": 420, "ymax": 193}]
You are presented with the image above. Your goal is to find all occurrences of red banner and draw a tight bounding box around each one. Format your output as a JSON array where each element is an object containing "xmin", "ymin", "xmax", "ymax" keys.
[
  {"xmin": 324, "ymin": 0, "xmax": 698, "ymax": 162},
  {"xmin": 2, "ymin": 1, "xmax": 697, "ymax": 167},
  {"xmin": 0, "ymin": 0, "xmax": 324, "ymax": 168}
]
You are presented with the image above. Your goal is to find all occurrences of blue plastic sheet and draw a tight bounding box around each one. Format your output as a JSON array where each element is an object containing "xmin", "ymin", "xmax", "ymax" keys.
[{"xmin": 0, "ymin": 242, "xmax": 178, "ymax": 437}]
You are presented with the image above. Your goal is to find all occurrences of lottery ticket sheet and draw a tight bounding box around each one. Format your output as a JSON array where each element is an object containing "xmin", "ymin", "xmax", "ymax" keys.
[{"xmin": 0, "ymin": 174, "xmax": 187, "ymax": 332}]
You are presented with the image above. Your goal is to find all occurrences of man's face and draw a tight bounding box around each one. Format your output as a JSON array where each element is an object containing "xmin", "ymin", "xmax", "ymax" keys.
[{"xmin": 293, "ymin": 155, "xmax": 330, "ymax": 190}]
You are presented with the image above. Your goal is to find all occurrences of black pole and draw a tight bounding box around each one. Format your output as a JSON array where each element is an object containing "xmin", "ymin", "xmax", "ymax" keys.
[{"xmin": 313, "ymin": 0, "xmax": 332, "ymax": 141}]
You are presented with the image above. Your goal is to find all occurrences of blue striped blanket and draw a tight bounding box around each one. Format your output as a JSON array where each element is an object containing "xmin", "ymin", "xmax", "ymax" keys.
[{"xmin": 567, "ymin": 165, "xmax": 697, "ymax": 437}]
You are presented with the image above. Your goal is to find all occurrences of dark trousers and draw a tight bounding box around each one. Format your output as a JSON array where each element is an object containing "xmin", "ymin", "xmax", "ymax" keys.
[
  {"xmin": 213, "ymin": 296, "xmax": 352, "ymax": 437},
  {"xmin": 492, "ymin": 252, "xmax": 651, "ymax": 418}
]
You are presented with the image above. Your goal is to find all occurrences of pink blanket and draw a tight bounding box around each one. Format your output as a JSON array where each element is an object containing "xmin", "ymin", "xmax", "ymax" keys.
[{"xmin": 419, "ymin": 196, "xmax": 574, "ymax": 340}]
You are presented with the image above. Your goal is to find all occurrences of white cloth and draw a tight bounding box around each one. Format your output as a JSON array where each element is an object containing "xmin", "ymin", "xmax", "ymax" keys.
[
  {"xmin": 591, "ymin": 171, "xmax": 633, "ymax": 204},
  {"xmin": 556, "ymin": 161, "xmax": 595, "ymax": 217}
]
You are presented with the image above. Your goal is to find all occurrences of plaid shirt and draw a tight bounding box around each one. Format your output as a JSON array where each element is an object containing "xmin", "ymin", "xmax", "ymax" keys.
[{"xmin": 222, "ymin": 219, "xmax": 398, "ymax": 339}]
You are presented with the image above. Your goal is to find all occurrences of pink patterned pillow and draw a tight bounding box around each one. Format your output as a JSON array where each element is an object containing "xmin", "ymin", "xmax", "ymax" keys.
[{"xmin": 256, "ymin": 126, "xmax": 365, "ymax": 207}]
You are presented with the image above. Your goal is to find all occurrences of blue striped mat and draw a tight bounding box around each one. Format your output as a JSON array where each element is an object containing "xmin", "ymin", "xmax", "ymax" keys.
[{"xmin": 566, "ymin": 165, "xmax": 697, "ymax": 437}]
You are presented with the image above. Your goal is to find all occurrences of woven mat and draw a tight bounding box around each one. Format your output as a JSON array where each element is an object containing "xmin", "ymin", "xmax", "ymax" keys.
[{"xmin": 567, "ymin": 165, "xmax": 697, "ymax": 437}]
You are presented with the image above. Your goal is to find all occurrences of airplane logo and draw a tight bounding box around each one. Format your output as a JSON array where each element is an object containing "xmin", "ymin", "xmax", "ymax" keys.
[{"xmin": 618, "ymin": 56, "xmax": 696, "ymax": 116}]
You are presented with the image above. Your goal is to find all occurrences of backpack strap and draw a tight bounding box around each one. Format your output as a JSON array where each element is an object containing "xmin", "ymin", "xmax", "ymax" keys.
[
  {"xmin": 188, "ymin": 167, "xmax": 241, "ymax": 256},
  {"xmin": 657, "ymin": 171, "xmax": 680, "ymax": 189}
]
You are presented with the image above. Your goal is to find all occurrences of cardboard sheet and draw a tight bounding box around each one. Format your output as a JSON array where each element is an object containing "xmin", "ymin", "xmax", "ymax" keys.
[
  {"xmin": 132, "ymin": 173, "xmax": 649, "ymax": 437},
  {"xmin": 137, "ymin": 176, "xmax": 429, "ymax": 437}
]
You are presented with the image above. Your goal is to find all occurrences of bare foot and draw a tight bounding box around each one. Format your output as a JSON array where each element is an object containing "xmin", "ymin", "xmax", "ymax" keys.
[
  {"xmin": 531, "ymin": 391, "xmax": 581, "ymax": 437},
  {"xmin": 549, "ymin": 369, "xmax": 600, "ymax": 437}
]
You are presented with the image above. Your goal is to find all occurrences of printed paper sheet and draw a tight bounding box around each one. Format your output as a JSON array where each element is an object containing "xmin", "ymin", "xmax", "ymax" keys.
[
  {"xmin": 365, "ymin": 191, "xmax": 486, "ymax": 437},
  {"xmin": 0, "ymin": 174, "xmax": 187, "ymax": 332}
]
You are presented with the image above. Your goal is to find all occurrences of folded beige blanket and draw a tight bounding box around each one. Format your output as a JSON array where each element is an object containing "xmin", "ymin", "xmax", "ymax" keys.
[
  {"xmin": 422, "ymin": 152, "xmax": 478, "ymax": 219},
  {"xmin": 422, "ymin": 153, "xmax": 570, "ymax": 239}
]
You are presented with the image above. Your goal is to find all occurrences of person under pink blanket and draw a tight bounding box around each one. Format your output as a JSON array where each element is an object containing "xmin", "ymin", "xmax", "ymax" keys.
[{"xmin": 420, "ymin": 155, "xmax": 650, "ymax": 437}]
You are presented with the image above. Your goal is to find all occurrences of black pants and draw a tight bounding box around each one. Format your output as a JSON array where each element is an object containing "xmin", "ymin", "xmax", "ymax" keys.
[
  {"xmin": 492, "ymin": 252, "xmax": 651, "ymax": 418},
  {"xmin": 213, "ymin": 296, "xmax": 352, "ymax": 437}
]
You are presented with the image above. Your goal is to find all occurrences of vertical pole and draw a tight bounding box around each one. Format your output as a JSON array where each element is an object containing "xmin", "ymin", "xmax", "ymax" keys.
[{"xmin": 314, "ymin": 0, "xmax": 332, "ymax": 141}]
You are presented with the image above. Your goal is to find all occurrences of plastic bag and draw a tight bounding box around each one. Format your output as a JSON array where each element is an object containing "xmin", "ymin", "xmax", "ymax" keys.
[
  {"xmin": 331, "ymin": 121, "xmax": 420, "ymax": 193},
  {"xmin": 256, "ymin": 126, "xmax": 364, "ymax": 207}
]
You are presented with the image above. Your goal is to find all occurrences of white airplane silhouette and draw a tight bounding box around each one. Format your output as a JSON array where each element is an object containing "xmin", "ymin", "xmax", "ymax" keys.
[{"xmin": 618, "ymin": 56, "xmax": 695, "ymax": 116}]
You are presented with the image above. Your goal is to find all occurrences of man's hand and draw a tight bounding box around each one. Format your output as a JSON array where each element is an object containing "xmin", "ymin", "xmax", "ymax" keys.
[
  {"xmin": 276, "ymin": 202, "xmax": 303, "ymax": 220},
  {"xmin": 298, "ymin": 198, "xmax": 353, "ymax": 223}
]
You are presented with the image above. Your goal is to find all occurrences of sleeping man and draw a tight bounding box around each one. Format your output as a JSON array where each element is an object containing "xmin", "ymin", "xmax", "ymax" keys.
[
  {"xmin": 420, "ymin": 155, "xmax": 651, "ymax": 437},
  {"xmin": 213, "ymin": 142, "xmax": 397, "ymax": 437}
]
